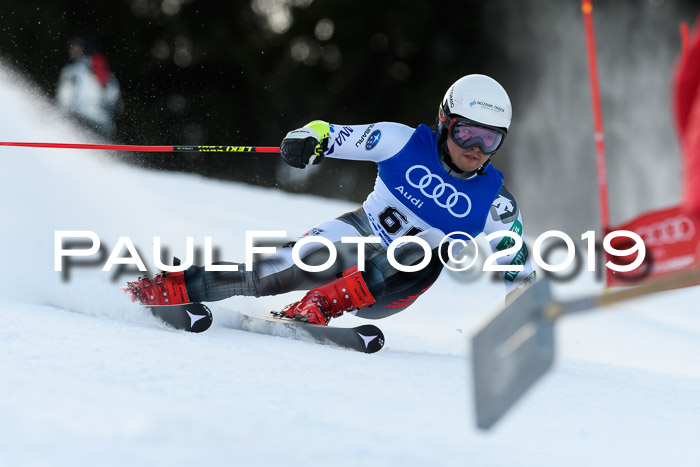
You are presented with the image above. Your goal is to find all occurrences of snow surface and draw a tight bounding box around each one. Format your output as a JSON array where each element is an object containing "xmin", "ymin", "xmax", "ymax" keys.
[{"xmin": 1, "ymin": 62, "xmax": 699, "ymax": 467}]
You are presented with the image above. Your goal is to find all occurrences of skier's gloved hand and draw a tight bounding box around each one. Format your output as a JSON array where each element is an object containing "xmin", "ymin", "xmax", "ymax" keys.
[{"xmin": 280, "ymin": 120, "xmax": 330, "ymax": 169}]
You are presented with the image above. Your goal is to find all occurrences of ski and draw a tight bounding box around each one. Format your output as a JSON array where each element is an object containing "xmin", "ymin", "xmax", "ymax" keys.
[
  {"xmin": 240, "ymin": 312, "xmax": 385, "ymax": 354},
  {"xmin": 140, "ymin": 303, "xmax": 384, "ymax": 353},
  {"xmin": 146, "ymin": 303, "xmax": 213, "ymax": 333}
]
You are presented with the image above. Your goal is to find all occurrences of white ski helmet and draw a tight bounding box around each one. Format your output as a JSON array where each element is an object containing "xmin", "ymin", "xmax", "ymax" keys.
[{"xmin": 438, "ymin": 75, "xmax": 512, "ymax": 150}]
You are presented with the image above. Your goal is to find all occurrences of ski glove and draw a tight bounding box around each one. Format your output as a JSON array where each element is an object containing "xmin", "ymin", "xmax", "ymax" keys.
[{"xmin": 280, "ymin": 120, "xmax": 331, "ymax": 169}]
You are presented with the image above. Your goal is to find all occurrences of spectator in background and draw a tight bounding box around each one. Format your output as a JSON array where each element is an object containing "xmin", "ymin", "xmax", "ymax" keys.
[{"xmin": 56, "ymin": 37, "xmax": 122, "ymax": 138}]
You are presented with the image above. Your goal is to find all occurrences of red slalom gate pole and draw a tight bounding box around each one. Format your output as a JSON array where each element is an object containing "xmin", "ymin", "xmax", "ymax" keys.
[
  {"xmin": 0, "ymin": 141, "xmax": 281, "ymax": 153},
  {"xmin": 582, "ymin": 0, "xmax": 610, "ymax": 232}
]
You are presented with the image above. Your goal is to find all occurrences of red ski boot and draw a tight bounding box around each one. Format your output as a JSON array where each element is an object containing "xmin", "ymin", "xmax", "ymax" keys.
[
  {"xmin": 281, "ymin": 267, "xmax": 376, "ymax": 325},
  {"xmin": 123, "ymin": 271, "xmax": 190, "ymax": 306}
]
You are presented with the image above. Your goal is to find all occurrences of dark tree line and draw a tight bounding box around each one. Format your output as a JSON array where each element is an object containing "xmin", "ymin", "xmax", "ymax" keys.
[{"xmin": 1, "ymin": 0, "xmax": 697, "ymax": 208}]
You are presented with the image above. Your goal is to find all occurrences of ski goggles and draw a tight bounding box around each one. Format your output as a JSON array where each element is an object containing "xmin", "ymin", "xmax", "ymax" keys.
[{"xmin": 447, "ymin": 118, "xmax": 506, "ymax": 155}]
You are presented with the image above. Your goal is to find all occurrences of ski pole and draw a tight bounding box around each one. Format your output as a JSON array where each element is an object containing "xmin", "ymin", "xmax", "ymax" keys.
[{"xmin": 0, "ymin": 141, "xmax": 280, "ymax": 153}]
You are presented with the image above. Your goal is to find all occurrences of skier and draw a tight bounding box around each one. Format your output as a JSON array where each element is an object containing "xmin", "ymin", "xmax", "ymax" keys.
[
  {"xmin": 125, "ymin": 74, "xmax": 536, "ymax": 325},
  {"xmin": 56, "ymin": 37, "xmax": 122, "ymax": 137}
]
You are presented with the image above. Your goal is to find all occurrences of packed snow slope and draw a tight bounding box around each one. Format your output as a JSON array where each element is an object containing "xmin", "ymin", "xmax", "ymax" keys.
[{"xmin": 1, "ymin": 63, "xmax": 699, "ymax": 467}]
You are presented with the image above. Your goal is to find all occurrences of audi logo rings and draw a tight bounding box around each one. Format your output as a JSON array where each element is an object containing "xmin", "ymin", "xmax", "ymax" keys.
[
  {"xmin": 637, "ymin": 215, "xmax": 696, "ymax": 247},
  {"xmin": 405, "ymin": 165, "xmax": 472, "ymax": 218}
]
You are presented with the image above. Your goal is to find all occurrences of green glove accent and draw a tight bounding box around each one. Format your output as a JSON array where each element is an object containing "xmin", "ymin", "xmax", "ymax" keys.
[
  {"xmin": 305, "ymin": 120, "xmax": 331, "ymax": 140},
  {"xmin": 304, "ymin": 120, "xmax": 330, "ymax": 160}
]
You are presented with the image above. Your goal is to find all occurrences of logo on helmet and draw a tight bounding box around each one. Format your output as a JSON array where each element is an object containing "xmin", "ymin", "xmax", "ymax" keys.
[
  {"xmin": 469, "ymin": 100, "xmax": 477, "ymax": 107},
  {"xmin": 475, "ymin": 100, "xmax": 505, "ymax": 113}
]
